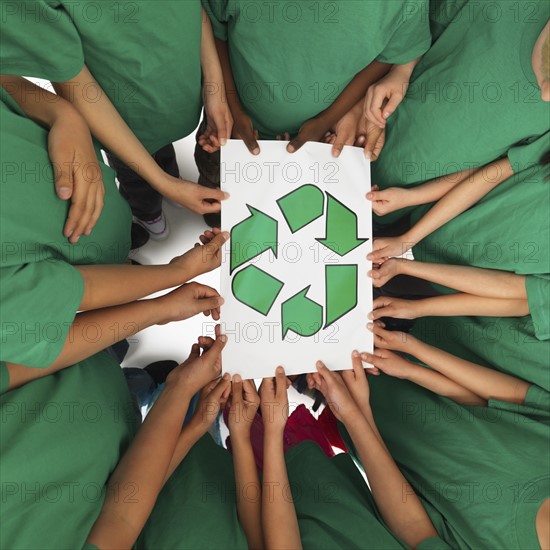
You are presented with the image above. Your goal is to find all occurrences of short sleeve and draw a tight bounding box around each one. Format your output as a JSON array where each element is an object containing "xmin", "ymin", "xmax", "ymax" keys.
[
  {"xmin": 377, "ymin": 0, "xmax": 432, "ymax": 64},
  {"xmin": 525, "ymin": 274, "xmax": 550, "ymax": 340},
  {"xmin": 0, "ymin": 0, "xmax": 84, "ymax": 81},
  {"xmin": 416, "ymin": 536, "xmax": 453, "ymax": 550},
  {"xmin": 0, "ymin": 261, "xmax": 84, "ymax": 368},
  {"xmin": 508, "ymin": 131, "xmax": 550, "ymax": 174},
  {"xmin": 82, "ymin": 544, "xmax": 99, "ymax": 550},
  {"xmin": 202, "ymin": 0, "xmax": 229, "ymax": 41},
  {"xmin": 488, "ymin": 385, "xmax": 550, "ymax": 420},
  {"xmin": 524, "ymin": 384, "xmax": 550, "ymax": 416}
]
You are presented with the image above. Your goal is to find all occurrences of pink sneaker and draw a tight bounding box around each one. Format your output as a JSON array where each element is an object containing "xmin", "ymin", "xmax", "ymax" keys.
[{"xmin": 134, "ymin": 212, "xmax": 170, "ymax": 241}]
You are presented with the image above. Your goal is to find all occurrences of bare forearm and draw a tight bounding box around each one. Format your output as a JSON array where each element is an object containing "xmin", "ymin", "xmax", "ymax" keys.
[
  {"xmin": 233, "ymin": 436, "xmax": 264, "ymax": 549},
  {"xmin": 53, "ymin": 66, "xmax": 165, "ymax": 188},
  {"xmin": 407, "ymin": 158, "xmax": 514, "ymax": 245},
  {"xmin": 262, "ymin": 433, "xmax": 302, "ymax": 550},
  {"xmin": 76, "ymin": 264, "xmax": 188, "ymax": 310},
  {"xmin": 215, "ymin": 38, "xmax": 244, "ymax": 116},
  {"xmin": 201, "ymin": 9, "xmax": 224, "ymax": 83},
  {"xmin": 87, "ymin": 380, "xmax": 192, "ymax": 549},
  {"xmin": 164, "ymin": 425, "xmax": 202, "ymax": 482},
  {"xmin": 415, "ymin": 293, "xmax": 530, "ymax": 318},
  {"xmin": 344, "ymin": 413, "xmax": 437, "ymax": 548},
  {"xmin": 411, "ymin": 340, "xmax": 530, "ymax": 404},
  {"xmin": 405, "ymin": 167, "xmax": 473, "ymax": 206},
  {"xmin": 401, "ymin": 260, "xmax": 528, "ymax": 299}
]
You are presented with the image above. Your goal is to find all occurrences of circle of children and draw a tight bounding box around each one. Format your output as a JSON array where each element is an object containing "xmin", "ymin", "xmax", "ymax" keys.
[{"xmin": 1, "ymin": 1, "xmax": 549, "ymax": 549}]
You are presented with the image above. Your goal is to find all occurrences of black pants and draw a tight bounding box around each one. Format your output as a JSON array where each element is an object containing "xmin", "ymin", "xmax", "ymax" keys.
[
  {"xmin": 106, "ymin": 143, "xmax": 180, "ymax": 222},
  {"xmin": 194, "ymin": 117, "xmax": 221, "ymax": 189}
]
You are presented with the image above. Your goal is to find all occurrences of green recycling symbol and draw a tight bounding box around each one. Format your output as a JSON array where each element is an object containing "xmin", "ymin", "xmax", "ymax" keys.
[{"xmin": 230, "ymin": 184, "xmax": 368, "ymax": 340}]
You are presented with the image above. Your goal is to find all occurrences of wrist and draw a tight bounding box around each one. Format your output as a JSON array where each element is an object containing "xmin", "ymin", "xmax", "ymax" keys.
[{"xmin": 166, "ymin": 261, "xmax": 194, "ymax": 286}]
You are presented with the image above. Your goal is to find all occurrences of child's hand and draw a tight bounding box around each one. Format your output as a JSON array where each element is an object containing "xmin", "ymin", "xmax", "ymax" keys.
[
  {"xmin": 368, "ymin": 297, "xmax": 420, "ymax": 322},
  {"xmin": 361, "ymin": 349, "xmax": 415, "ymax": 380},
  {"xmin": 169, "ymin": 229, "xmax": 229, "ymax": 280},
  {"xmin": 259, "ymin": 367, "xmax": 291, "ymax": 435},
  {"xmin": 339, "ymin": 350, "xmax": 374, "ymax": 415},
  {"xmin": 324, "ymin": 101, "xmax": 364, "ymax": 158},
  {"xmin": 156, "ymin": 282, "xmax": 224, "ymax": 324},
  {"xmin": 167, "ymin": 333, "xmax": 228, "ymax": 398},
  {"xmin": 368, "ymin": 321, "xmax": 418, "ymax": 353},
  {"xmin": 48, "ymin": 110, "xmax": 105, "ymax": 244},
  {"xmin": 157, "ymin": 175, "xmax": 229, "ymax": 215},
  {"xmin": 307, "ymin": 361, "xmax": 361, "ymax": 424},
  {"xmin": 367, "ymin": 235, "xmax": 414, "ymax": 263},
  {"xmin": 364, "ymin": 68, "xmax": 409, "ymax": 129},
  {"xmin": 286, "ymin": 115, "xmax": 330, "ymax": 153},
  {"xmin": 227, "ymin": 376, "xmax": 260, "ymax": 440},
  {"xmin": 368, "ymin": 257, "xmax": 407, "ymax": 288},
  {"xmin": 357, "ymin": 118, "xmax": 386, "ymax": 161},
  {"xmin": 232, "ymin": 111, "xmax": 260, "ymax": 155},
  {"xmin": 200, "ymin": 84, "xmax": 234, "ymax": 153},
  {"xmin": 187, "ymin": 374, "xmax": 232, "ymax": 436},
  {"xmin": 366, "ymin": 186, "xmax": 413, "ymax": 216}
]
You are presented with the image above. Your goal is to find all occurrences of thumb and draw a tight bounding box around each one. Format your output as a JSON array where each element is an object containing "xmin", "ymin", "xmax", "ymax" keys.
[
  {"xmin": 206, "ymin": 231, "xmax": 230, "ymax": 253},
  {"xmin": 200, "ymin": 335, "xmax": 228, "ymax": 373},
  {"xmin": 287, "ymin": 133, "xmax": 307, "ymax": 154},
  {"xmin": 383, "ymin": 93, "xmax": 403, "ymax": 120},
  {"xmin": 53, "ymin": 161, "xmax": 74, "ymax": 200},
  {"xmin": 197, "ymin": 294, "xmax": 225, "ymax": 314},
  {"xmin": 199, "ymin": 186, "xmax": 230, "ymax": 202},
  {"xmin": 232, "ymin": 374, "xmax": 243, "ymax": 404}
]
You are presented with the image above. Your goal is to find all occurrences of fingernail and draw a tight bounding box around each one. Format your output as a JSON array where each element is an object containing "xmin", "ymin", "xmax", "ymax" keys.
[
  {"xmin": 233, "ymin": 374, "xmax": 242, "ymax": 382},
  {"xmin": 352, "ymin": 350, "xmax": 359, "ymax": 357},
  {"xmin": 365, "ymin": 151, "xmax": 372, "ymax": 160},
  {"xmin": 223, "ymin": 192, "xmax": 230, "ymax": 199},
  {"xmin": 220, "ymin": 138, "xmax": 227, "ymax": 146},
  {"xmin": 220, "ymin": 335, "xmax": 227, "ymax": 343},
  {"xmin": 222, "ymin": 231, "xmax": 230, "ymax": 239},
  {"xmin": 367, "ymin": 254, "xmax": 372, "ymax": 260},
  {"xmin": 218, "ymin": 297, "xmax": 225, "ymax": 306},
  {"xmin": 276, "ymin": 366, "xmax": 284, "ymax": 374},
  {"xmin": 65, "ymin": 229, "xmax": 74, "ymax": 238},
  {"xmin": 367, "ymin": 322, "xmax": 374, "ymax": 330},
  {"xmin": 287, "ymin": 146, "xmax": 295, "ymax": 153},
  {"xmin": 72, "ymin": 236, "xmax": 80, "ymax": 244},
  {"xmin": 84, "ymin": 229, "xmax": 91, "ymax": 236},
  {"xmin": 57, "ymin": 187, "xmax": 71, "ymax": 199},
  {"xmin": 252, "ymin": 148, "xmax": 260, "ymax": 155},
  {"xmin": 223, "ymin": 372, "xmax": 230, "ymax": 380}
]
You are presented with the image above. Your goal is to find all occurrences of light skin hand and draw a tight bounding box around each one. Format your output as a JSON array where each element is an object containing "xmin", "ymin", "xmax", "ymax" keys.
[
  {"xmin": 169, "ymin": 230, "xmax": 229, "ymax": 279},
  {"xmin": 259, "ymin": 367, "xmax": 291, "ymax": 435},
  {"xmin": 368, "ymin": 296, "xmax": 420, "ymax": 321},
  {"xmin": 227, "ymin": 376, "xmax": 260, "ymax": 440},
  {"xmin": 366, "ymin": 185, "xmax": 415, "ymax": 217},
  {"xmin": 367, "ymin": 235, "xmax": 415, "ymax": 263},
  {"xmin": 367, "ymin": 321, "xmax": 418, "ymax": 353},
  {"xmin": 323, "ymin": 100, "xmax": 364, "ymax": 158},
  {"xmin": 360, "ymin": 118, "xmax": 386, "ymax": 161},
  {"xmin": 368, "ymin": 257, "xmax": 405, "ymax": 287}
]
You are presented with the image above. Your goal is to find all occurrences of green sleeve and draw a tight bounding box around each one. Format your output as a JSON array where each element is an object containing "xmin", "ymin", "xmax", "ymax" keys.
[
  {"xmin": 525, "ymin": 274, "xmax": 550, "ymax": 340},
  {"xmin": 416, "ymin": 536, "xmax": 453, "ymax": 550},
  {"xmin": 0, "ymin": 362, "xmax": 10, "ymax": 395},
  {"xmin": 488, "ymin": 384, "xmax": 550, "ymax": 420},
  {"xmin": 508, "ymin": 131, "xmax": 550, "ymax": 174},
  {"xmin": 524, "ymin": 384, "xmax": 550, "ymax": 416},
  {"xmin": 0, "ymin": 0, "xmax": 84, "ymax": 81},
  {"xmin": 202, "ymin": 0, "xmax": 229, "ymax": 41},
  {"xmin": 0, "ymin": 261, "xmax": 84, "ymax": 368},
  {"xmin": 377, "ymin": 0, "xmax": 431, "ymax": 64},
  {"xmin": 82, "ymin": 545, "xmax": 99, "ymax": 550}
]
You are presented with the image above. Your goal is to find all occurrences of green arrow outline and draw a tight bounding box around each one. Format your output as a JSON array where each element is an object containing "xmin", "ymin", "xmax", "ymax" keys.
[
  {"xmin": 316, "ymin": 193, "xmax": 369, "ymax": 257},
  {"xmin": 276, "ymin": 184, "xmax": 325, "ymax": 233},
  {"xmin": 232, "ymin": 265, "xmax": 285, "ymax": 316},
  {"xmin": 281, "ymin": 285, "xmax": 323, "ymax": 340},
  {"xmin": 324, "ymin": 264, "xmax": 358, "ymax": 328},
  {"xmin": 230, "ymin": 204, "xmax": 278, "ymax": 274}
]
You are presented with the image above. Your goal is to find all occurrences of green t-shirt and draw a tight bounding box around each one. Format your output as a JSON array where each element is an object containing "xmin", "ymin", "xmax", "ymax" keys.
[
  {"xmin": 1, "ymin": 0, "xmax": 203, "ymax": 153},
  {"xmin": 0, "ymin": 92, "xmax": 131, "ymax": 368},
  {"xmin": 364, "ymin": 374, "xmax": 550, "ymax": 549},
  {"xmin": 371, "ymin": 0, "xmax": 550, "ymax": 225},
  {"xmin": 0, "ymin": 353, "xmax": 137, "ymax": 550},
  {"xmin": 203, "ymin": 0, "xmax": 431, "ymax": 138},
  {"xmin": 136, "ymin": 434, "xmax": 247, "ymax": 549}
]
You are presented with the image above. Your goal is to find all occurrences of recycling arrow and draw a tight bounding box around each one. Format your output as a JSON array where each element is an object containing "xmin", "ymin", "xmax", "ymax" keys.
[
  {"xmin": 325, "ymin": 264, "xmax": 358, "ymax": 327},
  {"xmin": 230, "ymin": 205, "xmax": 278, "ymax": 274},
  {"xmin": 277, "ymin": 184, "xmax": 325, "ymax": 233},
  {"xmin": 316, "ymin": 193, "xmax": 368, "ymax": 256},
  {"xmin": 232, "ymin": 265, "xmax": 284, "ymax": 316},
  {"xmin": 281, "ymin": 286, "xmax": 323, "ymax": 339}
]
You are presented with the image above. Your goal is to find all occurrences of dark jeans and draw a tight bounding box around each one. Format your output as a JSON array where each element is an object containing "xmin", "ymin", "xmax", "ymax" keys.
[
  {"xmin": 194, "ymin": 117, "xmax": 221, "ymax": 189},
  {"xmin": 106, "ymin": 143, "xmax": 180, "ymax": 222}
]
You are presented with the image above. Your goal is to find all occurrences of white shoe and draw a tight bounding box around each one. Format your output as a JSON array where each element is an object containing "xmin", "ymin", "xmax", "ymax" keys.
[{"xmin": 134, "ymin": 212, "xmax": 170, "ymax": 241}]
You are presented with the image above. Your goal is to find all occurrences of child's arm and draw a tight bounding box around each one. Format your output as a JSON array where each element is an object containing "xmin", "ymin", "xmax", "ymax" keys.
[
  {"xmin": 215, "ymin": 38, "xmax": 260, "ymax": 155},
  {"xmin": 310, "ymin": 361, "xmax": 440, "ymax": 548},
  {"xmin": 370, "ymin": 258, "xmax": 528, "ymax": 300},
  {"xmin": 5, "ymin": 284, "xmax": 223, "ymax": 390},
  {"xmin": 370, "ymin": 294, "xmax": 530, "ymax": 321},
  {"xmin": 228, "ymin": 378, "xmax": 264, "ymax": 549},
  {"xmin": 369, "ymin": 157, "xmax": 514, "ymax": 262},
  {"xmin": 85, "ymin": 337, "xmax": 227, "ymax": 550},
  {"xmin": 287, "ymin": 60, "xmax": 391, "ymax": 153},
  {"xmin": 199, "ymin": 8, "xmax": 233, "ymax": 152},
  {"xmin": 370, "ymin": 324, "xmax": 531, "ymax": 405},
  {"xmin": 52, "ymin": 67, "xmax": 227, "ymax": 214},
  {"xmin": 0, "ymin": 74, "xmax": 104, "ymax": 243},
  {"xmin": 260, "ymin": 368, "xmax": 302, "ymax": 550}
]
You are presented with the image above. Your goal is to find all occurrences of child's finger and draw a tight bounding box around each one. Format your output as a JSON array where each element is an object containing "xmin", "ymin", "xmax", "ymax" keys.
[
  {"xmin": 275, "ymin": 366, "xmax": 287, "ymax": 398},
  {"xmin": 232, "ymin": 374, "xmax": 243, "ymax": 403},
  {"xmin": 383, "ymin": 93, "xmax": 403, "ymax": 120}
]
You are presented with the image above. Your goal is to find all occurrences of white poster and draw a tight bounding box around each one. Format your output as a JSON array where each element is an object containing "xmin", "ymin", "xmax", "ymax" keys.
[{"xmin": 220, "ymin": 140, "xmax": 372, "ymax": 378}]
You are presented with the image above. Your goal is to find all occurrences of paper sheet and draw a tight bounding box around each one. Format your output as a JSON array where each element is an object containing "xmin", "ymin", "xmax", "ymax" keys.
[{"xmin": 219, "ymin": 140, "xmax": 372, "ymax": 378}]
